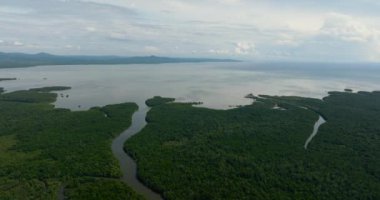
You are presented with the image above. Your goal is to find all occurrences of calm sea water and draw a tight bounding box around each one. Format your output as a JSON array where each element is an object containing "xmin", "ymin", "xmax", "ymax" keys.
[{"xmin": 1, "ymin": 62, "xmax": 379, "ymax": 110}]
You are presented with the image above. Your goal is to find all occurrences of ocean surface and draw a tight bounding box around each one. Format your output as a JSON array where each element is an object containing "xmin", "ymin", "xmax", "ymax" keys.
[{"xmin": 1, "ymin": 62, "xmax": 379, "ymax": 110}]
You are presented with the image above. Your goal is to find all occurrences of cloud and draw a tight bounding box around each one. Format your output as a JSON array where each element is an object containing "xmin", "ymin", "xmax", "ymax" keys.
[
  {"xmin": 208, "ymin": 49, "xmax": 230, "ymax": 55},
  {"xmin": 320, "ymin": 13, "xmax": 378, "ymax": 42},
  {"xmin": 250, "ymin": 12, "xmax": 380, "ymax": 61},
  {"xmin": 85, "ymin": 26, "xmax": 97, "ymax": 32},
  {"xmin": 235, "ymin": 42, "xmax": 255, "ymax": 55},
  {"xmin": 107, "ymin": 32, "xmax": 130, "ymax": 41},
  {"xmin": 144, "ymin": 46, "xmax": 160, "ymax": 53},
  {"xmin": 0, "ymin": 0, "xmax": 380, "ymax": 61},
  {"xmin": 0, "ymin": 6, "xmax": 34, "ymax": 15},
  {"xmin": 13, "ymin": 41, "xmax": 24, "ymax": 46},
  {"xmin": 310, "ymin": 13, "xmax": 380, "ymax": 61}
]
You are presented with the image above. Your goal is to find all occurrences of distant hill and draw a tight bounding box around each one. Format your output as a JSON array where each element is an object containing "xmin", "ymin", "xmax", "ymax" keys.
[{"xmin": 0, "ymin": 52, "xmax": 238, "ymax": 68}]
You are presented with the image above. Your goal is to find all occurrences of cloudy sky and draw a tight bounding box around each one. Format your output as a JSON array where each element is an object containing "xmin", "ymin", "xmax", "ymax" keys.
[{"xmin": 1, "ymin": 0, "xmax": 380, "ymax": 62}]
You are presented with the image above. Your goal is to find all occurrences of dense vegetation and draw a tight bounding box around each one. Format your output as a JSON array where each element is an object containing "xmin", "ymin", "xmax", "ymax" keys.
[
  {"xmin": 0, "ymin": 52, "xmax": 237, "ymax": 68},
  {"xmin": 0, "ymin": 87, "xmax": 143, "ymax": 199},
  {"xmin": 126, "ymin": 91, "xmax": 380, "ymax": 199},
  {"xmin": 0, "ymin": 87, "xmax": 72, "ymax": 103},
  {"xmin": 65, "ymin": 178, "xmax": 144, "ymax": 200}
]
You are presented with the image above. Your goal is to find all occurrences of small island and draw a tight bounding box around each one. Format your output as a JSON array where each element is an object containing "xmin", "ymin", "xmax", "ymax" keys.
[
  {"xmin": 30, "ymin": 86, "xmax": 72, "ymax": 92},
  {"xmin": 344, "ymin": 88, "xmax": 353, "ymax": 92},
  {"xmin": 145, "ymin": 96, "xmax": 175, "ymax": 107},
  {"xmin": 0, "ymin": 78, "xmax": 17, "ymax": 81}
]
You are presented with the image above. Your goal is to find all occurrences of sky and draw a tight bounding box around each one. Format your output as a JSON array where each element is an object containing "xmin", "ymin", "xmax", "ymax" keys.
[{"xmin": 1, "ymin": 0, "xmax": 380, "ymax": 62}]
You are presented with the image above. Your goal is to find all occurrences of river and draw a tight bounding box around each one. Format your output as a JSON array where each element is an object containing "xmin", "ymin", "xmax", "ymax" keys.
[
  {"xmin": 111, "ymin": 102, "xmax": 163, "ymax": 200},
  {"xmin": 304, "ymin": 115, "xmax": 327, "ymax": 149}
]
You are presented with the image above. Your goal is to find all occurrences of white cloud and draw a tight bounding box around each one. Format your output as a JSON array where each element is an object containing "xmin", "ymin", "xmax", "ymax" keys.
[
  {"xmin": 108, "ymin": 32, "xmax": 129, "ymax": 41},
  {"xmin": 0, "ymin": 6, "xmax": 34, "ymax": 15},
  {"xmin": 320, "ymin": 13, "xmax": 379, "ymax": 42},
  {"xmin": 144, "ymin": 46, "xmax": 160, "ymax": 53},
  {"xmin": 299, "ymin": 12, "xmax": 380, "ymax": 61},
  {"xmin": 235, "ymin": 42, "xmax": 255, "ymax": 55},
  {"xmin": 208, "ymin": 49, "xmax": 230, "ymax": 55},
  {"xmin": 85, "ymin": 26, "xmax": 96, "ymax": 32},
  {"xmin": 13, "ymin": 41, "xmax": 24, "ymax": 46},
  {"xmin": 274, "ymin": 34, "xmax": 300, "ymax": 46}
]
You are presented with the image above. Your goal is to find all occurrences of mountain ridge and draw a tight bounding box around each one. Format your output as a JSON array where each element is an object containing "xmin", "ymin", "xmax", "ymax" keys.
[{"xmin": 0, "ymin": 52, "xmax": 239, "ymax": 68}]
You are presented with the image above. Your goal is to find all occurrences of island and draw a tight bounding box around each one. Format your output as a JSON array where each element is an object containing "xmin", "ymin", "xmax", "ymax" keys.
[
  {"xmin": 145, "ymin": 96, "xmax": 175, "ymax": 107},
  {"xmin": 0, "ymin": 78, "xmax": 17, "ymax": 81},
  {"xmin": 344, "ymin": 88, "xmax": 353, "ymax": 92}
]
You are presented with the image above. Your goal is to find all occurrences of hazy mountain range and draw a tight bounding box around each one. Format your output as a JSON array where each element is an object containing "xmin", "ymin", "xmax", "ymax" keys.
[{"xmin": 0, "ymin": 52, "xmax": 237, "ymax": 68}]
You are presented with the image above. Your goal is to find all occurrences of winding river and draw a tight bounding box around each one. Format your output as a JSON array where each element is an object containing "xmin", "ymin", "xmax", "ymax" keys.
[
  {"xmin": 304, "ymin": 115, "xmax": 326, "ymax": 149},
  {"xmin": 111, "ymin": 103, "xmax": 163, "ymax": 200}
]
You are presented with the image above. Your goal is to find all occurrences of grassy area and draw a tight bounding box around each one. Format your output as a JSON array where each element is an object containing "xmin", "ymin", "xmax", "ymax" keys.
[
  {"xmin": 0, "ymin": 87, "xmax": 142, "ymax": 199},
  {"xmin": 126, "ymin": 91, "xmax": 380, "ymax": 200}
]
